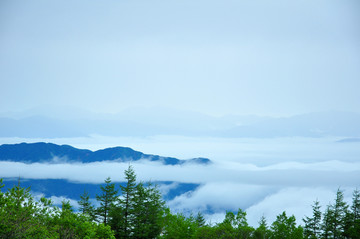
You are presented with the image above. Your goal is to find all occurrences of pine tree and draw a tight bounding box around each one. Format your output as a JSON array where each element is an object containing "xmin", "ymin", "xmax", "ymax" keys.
[
  {"xmin": 270, "ymin": 211, "xmax": 303, "ymax": 239},
  {"xmin": 353, "ymin": 189, "xmax": 360, "ymax": 221},
  {"xmin": 254, "ymin": 215, "xmax": 270, "ymax": 239},
  {"xmin": 0, "ymin": 179, "xmax": 56, "ymax": 238},
  {"xmin": 110, "ymin": 166, "xmax": 166, "ymax": 239},
  {"xmin": 109, "ymin": 165, "xmax": 138, "ymax": 238},
  {"xmin": 321, "ymin": 205, "xmax": 334, "ymax": 239},
  {"xmin": 195, "ymin": 212, "xmax": 206, "ymax": 227},
  {"xmin": 235, "ymin": 209, "xmax": 254, "ymax": 238},
  {"xmin": 347, "ymin": 189, "xmax": 360, "ymax": 238},
  {"xmin": 53, "ymin": 200, "xmax": 116, "ymax": 238},
  {"xmin": 331, "ymin": 188, "xmax": 349, "ymax": 239},
  {"xmin": 118, "ymin": 165, "xmax": 137, "ymax": 237},
  {"xmin": 160, "ymin": 209, "xmax": 198, "ymax": 239},
  {"xmin": 78, "ymin": 190, "xmax": 96, "ymax": 221},
  {"xmin": 96, "ymin": 177, "xmax": 119, "ymax": 225},
  {"xmin": 303, "ymin": 200, "xmax": 322, "ymax": 239},
  {"xmin": 132, "ymin": 182, "xmax": 165, "ymax": 238},
  {"xmin": 0, "ymin": 178, "xmax": 116, "ymax": 238}
]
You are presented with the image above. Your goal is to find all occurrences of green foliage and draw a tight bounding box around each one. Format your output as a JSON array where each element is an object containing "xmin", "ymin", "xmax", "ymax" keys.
[
  {"xmin": 303, "ymin": 200, "xmax": 322, "ymax": 239},
  {"xmin": 321, "ymin": 188, "xmax": 349, "ymax": 239},
  {"xmin": 95, "ymin": 223, "xmax": 116, "ymax": 239},
  {"xmin": 0, "ymin": 179, "xmax": 57, "ymax": 238},
  {"xmin": 96, "ymin": 177, "xmax": 119, "ymax": 225},
  {"xmin": 270, "ymin": 211, "xmax": 303, "ymax": 239},
  {"xmin": 0, "ymin": 179, "xmax": 115, "ymax": 239},
  {"xmin": 321, "ymin": 205, "xmax": 333, "ymax": 239},
  {"xmin": 52, "ymin": 200, "xmax": 115, "ymax": 239},
  {"xmin": 132, "ymin": 182, "xmax": 165, "ymax": 238},
  {"xmin": 0, "ymin": 173, "xmax": 359, "ymax": 239},
  {"xmin": 109, "ymin": 165, "xmax": 166, "ymax": 239},
  {"xmin": 160, "ymin": 208, "xmax": 199, "ymax": 239},
  {"xmin": 53, "ymin": 200, "xmax": 90, "ymax": 238},
  {"xmin": 195, "ymin": 211, "xmax": 206, "ymax": 227},
  {"xmin": 253, "ymin": 215, "xmax": 270, "ymax": 239},
  {"xmin": 206, "ymin": 209, "xmax": 255, "ymax": 239},
  {"xmin": 347, "ymin": 188, "xmax": 360, "ymax": 238},
  {"xmin": 112, "ymin": 165, "xmax": 137, "ymax": 238},
  {"xmin": 78, "ymin": 189, "xmax": 96, "ymax": 221}
]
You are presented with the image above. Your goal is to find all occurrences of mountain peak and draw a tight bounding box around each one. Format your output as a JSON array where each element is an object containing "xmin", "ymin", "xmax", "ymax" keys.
[{"xmin": 0, "ymin": 142, "xmax": 211, "ymax": 166}]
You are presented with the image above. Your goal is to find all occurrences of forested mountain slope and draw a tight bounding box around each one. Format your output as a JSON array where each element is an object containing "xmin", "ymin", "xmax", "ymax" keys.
[{"xmin": 0, "ymin": 142, "xmax": 211, "ymax": 165}]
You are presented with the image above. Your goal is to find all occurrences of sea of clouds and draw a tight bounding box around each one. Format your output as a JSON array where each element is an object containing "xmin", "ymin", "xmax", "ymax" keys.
[{"xmin": 0, "ymin": 135, "xmax": 359, "ymax": 226}]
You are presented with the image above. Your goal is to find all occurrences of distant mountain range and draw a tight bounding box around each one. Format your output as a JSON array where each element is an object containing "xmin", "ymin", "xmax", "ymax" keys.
[
  {"xmin": 336, "ymin": 138, "xmax": 360, "ymax": 143},
  {"xmin": 0, "ymin": 142, "xmax": 206, "ymax": 206},
  {"xmin": 1, "ymin": 178, "xmax": 199, "ymax": 203},
  {"xmin": 0, "ymin": 108, "xmax": 360, "ymax": 138},
  {"xmin": 0, "ymin": 142, "xmax": 211, "ymax": 165}
]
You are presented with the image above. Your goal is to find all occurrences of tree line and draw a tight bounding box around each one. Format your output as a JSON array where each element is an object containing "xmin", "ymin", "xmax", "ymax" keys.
[{"xmin": 0, "ymin": 166, "xmax": 359, "ymax": 238}]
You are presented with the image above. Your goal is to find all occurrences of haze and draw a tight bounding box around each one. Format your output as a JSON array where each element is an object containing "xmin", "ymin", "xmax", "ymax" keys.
[
  {"xmin": 1, "ymin": 0, "xmax": 360, "ymax": 227},
  {"xmin": 1, "ymin": 0, "xmax": 359, "ymax": 117}
]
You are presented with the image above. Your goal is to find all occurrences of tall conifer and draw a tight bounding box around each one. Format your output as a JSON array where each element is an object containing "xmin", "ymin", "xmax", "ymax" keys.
[
  {"xmin": 96, "ymin": 177, "xmax": 119, "ymax": 225},
  {"xmin": 78, "ymin": 190, "xmax": 96, "ymax": 221},
  {"xmin": 112, "ymin": 165, "xmax": 137, "ymax": 238},
  {"xmin": 348, "ymin": 189, "xmax": 360, "ymax": 238},
  {"xmin": 303, "ymin": 200, "xmax": 322, "ymax": 239}
]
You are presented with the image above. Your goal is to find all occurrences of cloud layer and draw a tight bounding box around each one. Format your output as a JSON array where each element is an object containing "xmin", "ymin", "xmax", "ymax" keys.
[
  {"xmin": 1, "ymin": 159, "xmax": 359, "ymax": 185},
  {"xmin": 1, "ymin": 158, "xmax": 359, "ymax": 226},
  {"xmin": 1, "ymin": 135, "xmax": 359, "ymax": 226}
]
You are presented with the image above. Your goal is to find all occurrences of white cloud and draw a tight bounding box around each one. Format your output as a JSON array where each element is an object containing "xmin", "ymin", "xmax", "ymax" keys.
[
  {"xmin": 32, "ymin": 192, "xmax": 80, "ymax": 209},
  {"xmin": 1, "ymin": 136, "xmax": 359, "ymax": 227},
  {"xmin": 157, "ymin": 182, "xmax": 180, "ymax": 196},
  {"xmin": 167, "ymin": 183, "xmax": 276, "ymax": 213},
  {"xmin": 246, "ymin": 187, "xmax": 354, "ymax": 227},
  {"xmin": 1, "ymin": 159, "xmax": 359, "ymax": 186},
  {"xmin": 1, "ymin": 158, "xmax": 359, "ymax": 186},
  {"xmin": 1, "ymin": 158, "xmax": 359, "ymax": 228}
]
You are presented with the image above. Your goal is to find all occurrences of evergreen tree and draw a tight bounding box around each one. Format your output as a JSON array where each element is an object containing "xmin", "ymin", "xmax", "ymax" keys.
[
  {"xmin": 303, "ymin": 200, "xmax": 322, "ymax": 239},
  {"xmin": 132, "ymin": 182, "xmax": 149, "ymax": 238},
  {"xmin": 53, "ymin": 200, "xmax": 116, "ymax": 239},
  {"xmin": 195, "ymin": 212, "xmax": 206, "ymax": 227},
  {"xmin": 160, "ymin": 209, "xmax": 198, "ymax": 239},
  {"xmin": 321, "ymin": 205, "xmax": 334, "ymax": 239},
  {"xmin": 254, "ymin": 215, "xmax": 270, "ymax": 239},
  {"xmin": 96, "ymin": 177, "xmax": 119, "ymax": 225},
  {"xmin": 211, "ymin": 209, "xmax": 254, "ymax": 238},
  {"xmin": 0, "ymin": 179, "xmax": 56, "ymax": 238},
  {"xmin": 132, "ymin": 182, "xmax": 165, "ymax": 238},
  {"xmin": 78, "ymin": 189, "xmax": 96, "ymax": 221},
  {"xmin": 214, "ymin": 211, "xmax": 237, "ymax": 238},
  {"xmin": 113, "ymin": 165, "xmax": 137, "ymax": 238},
  {"xmin": 353, "ymin": 189, "xmax": 360, "ymax": 221},
  {"xmin": 270, "ymin": 211, "xmax": 303, "ymax": 239},
  {"xmin": 235, "ymin": 209, "xmax": 254, "ymax": 238},
  {"xmin": 330, "ymin": 188, "xmax": 349, "ymax": 239},
  {"xmin": 110, "ymin": 166, "xmax": 166, "ymax": 239},
  {"xmin": 347, "ymin": 189, "xmax": 360, "ymax": 238},
  {"xmin": 55, "ymin": 200, "xmax": 82, "ymax": 238},
  {"xmin": 0, "ymin": 178, "xmax": 116, "ymax": 238}
]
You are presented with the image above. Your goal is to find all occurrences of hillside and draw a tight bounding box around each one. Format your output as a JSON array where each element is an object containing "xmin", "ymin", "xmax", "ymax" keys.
[{"xmin": 0, "ymin": 142, "xmax": 211, "ymax": 165}]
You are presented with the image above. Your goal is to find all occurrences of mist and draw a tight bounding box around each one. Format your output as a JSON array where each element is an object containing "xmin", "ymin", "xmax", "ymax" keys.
[{"xmin": 1, "ymin": 135, "xmax": 359, "ymax": 226}]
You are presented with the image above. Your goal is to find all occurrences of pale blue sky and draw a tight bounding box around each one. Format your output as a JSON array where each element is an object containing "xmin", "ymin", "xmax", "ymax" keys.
[
  {"xmin": 1, "ymin": 0, "xmax": 359, "ymax": 116},
  {"xmin": 1, "ymin": 0, "xmax": 359, "ymax": 226}
]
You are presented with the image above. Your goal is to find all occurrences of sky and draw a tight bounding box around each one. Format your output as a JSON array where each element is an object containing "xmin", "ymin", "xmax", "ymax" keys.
[
  {"xmin": 1, "ymin": 0, "xmax": 360, "ymax": 228},
  {"xmin": 1, "ymin": 0, "xmax": 360, "ymax": 117}
]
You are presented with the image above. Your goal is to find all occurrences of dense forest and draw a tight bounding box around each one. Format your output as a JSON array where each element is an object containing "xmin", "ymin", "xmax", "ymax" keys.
[{"xmin": 0, "ymin": 166, "xmax": 359, "ymax": 239}]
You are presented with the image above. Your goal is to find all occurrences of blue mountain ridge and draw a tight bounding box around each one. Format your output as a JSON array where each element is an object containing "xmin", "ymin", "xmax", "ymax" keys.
[
  {"xmin": 0, "ymin": 142, "xmax": 211, "ymax": 165},
  {"xmin": 0, "ymin": 142, "xmax": 210, "ymax": 208},
  {"xmin": 1, "ymin": 178, "xmax": 199, "ymax": 202}
]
